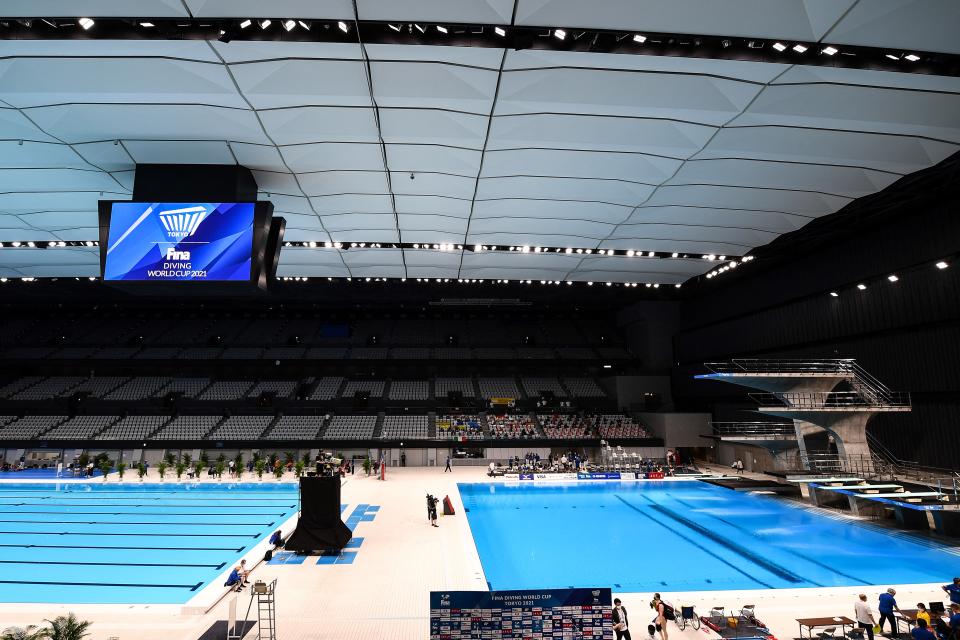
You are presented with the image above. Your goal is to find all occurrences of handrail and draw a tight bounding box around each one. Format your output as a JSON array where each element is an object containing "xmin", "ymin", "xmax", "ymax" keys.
[
  {"xmin": 750, "ymin": 390, "xmax": 911, "ymax": 409},
  {"xmin": 704, "ymin": 359, "xmax": 857, "ymax": 376},
  {"xmin": 713, "ymin": 422, "xmax": 795, "ymax": 437}
]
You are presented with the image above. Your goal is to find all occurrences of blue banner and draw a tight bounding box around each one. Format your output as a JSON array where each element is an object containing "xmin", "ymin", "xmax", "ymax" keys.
[
  {"xmin": 431, "ymin": 588, "xmax": 611, "ymax": 639},
  {"xmin": 104, "ymin": 202, "xmax": 255, "ymax": 281},
  {"xmin": 577, "ymin": 472, "xmax": 622, "ymax": 480},
  {"xmin": 519, "ymin": 473, "xmax": 534, "ymax": 480}
]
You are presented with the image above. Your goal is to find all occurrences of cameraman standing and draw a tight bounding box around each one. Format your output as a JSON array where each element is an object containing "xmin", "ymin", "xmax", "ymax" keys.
[{"xmin": 426, "ymin": 494, "xmax": 439, "ymax": 527}]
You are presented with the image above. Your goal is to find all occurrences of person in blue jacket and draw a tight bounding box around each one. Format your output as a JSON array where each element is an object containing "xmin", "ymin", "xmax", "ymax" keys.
[
  {"xmin": 911, "ymin": 619, "xmax": 936, "ymax": 640},
  {"xmin": 225, "ymin": 565, "xmax": 244, "ymax": 592},
  {"xmin": 943, "ymin": 578, "xmax": 960, "ymax": 606},
  {"xmin": 950, "ymin": 604, "xmax": 960, "ymax": 636},
  {"xmin": 878, "ymin": 588, "xmax": 901, "ymax": 635}
]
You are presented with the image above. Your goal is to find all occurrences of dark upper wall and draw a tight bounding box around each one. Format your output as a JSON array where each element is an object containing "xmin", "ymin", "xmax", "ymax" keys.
[{"xmin": 666, "ymin": 153, "xmax": 960, "ymax": 469}]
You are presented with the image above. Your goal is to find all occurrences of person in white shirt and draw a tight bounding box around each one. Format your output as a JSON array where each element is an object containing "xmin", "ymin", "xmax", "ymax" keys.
[{"xmin": 855, "ymin": 593, "xmax": 876, "ymax": 640}]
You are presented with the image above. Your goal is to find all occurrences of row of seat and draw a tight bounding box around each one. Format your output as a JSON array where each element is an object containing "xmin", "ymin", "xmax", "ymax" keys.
[{"xmin": 0, "ymin": 376, "xmax": 608, "ymax": 401}]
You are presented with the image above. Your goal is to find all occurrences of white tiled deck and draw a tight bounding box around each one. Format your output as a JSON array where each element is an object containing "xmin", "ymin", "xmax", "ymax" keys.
[{"xmin": 0, "ymin": 467, "xmax": 950, "ymax": 640}]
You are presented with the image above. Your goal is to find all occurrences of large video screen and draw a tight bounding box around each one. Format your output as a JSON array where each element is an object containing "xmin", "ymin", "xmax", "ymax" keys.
[{"xmin": 103, "ymin": 202, "xmax": 255, "ymax": 281}]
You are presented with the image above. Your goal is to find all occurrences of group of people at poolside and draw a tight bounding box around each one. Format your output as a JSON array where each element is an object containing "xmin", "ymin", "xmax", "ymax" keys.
[
  {"xmin": 853, "ymin": 579, "xmax": 960, "ymax": 640},
  {"xmin": 224, "ymin": 530, "xmax": 286, "ymax": 591},
  {"xmin": 610, "ymin": 593, "xmax": 675, "ymax": 640}
]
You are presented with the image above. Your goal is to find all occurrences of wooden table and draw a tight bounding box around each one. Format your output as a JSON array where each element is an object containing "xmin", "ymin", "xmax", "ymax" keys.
[{"xmin": 796, "ymin": 616, "xmax": 856, "ymax": 638}]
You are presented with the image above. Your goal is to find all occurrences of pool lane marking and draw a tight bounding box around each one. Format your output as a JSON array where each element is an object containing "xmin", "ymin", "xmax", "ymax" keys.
[
  {"xmin": 641, "ymin": 499, "xmax": 804, "ymax": 584},
  {"xmin": 0, "ymin": 543, "xmax": 245, "ymax": 551},
  {"xmin": 0, "ymin": 559, "xmax": 227, "ymax": 569},
  {"xmin": 613, "ymin": 494, "xmax": 774, "ymax": 589},
  {"xmin": 671, "ymin": 495, "xmax": 868, "ymax": 587},
  {"xmin": 0, "ymin": 579, "xmax": 204, "ymax": 590}
]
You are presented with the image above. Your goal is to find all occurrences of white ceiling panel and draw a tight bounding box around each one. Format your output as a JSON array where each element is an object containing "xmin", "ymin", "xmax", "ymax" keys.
[
  {"xmin": 471, "ymin": 198, "xmax": 628, "ymax": 223},
  {"xmin": 229, "ymin": 60, "xmax": 371, "ymax": 109},
  {"xmin": 371, "ymin": 61, "xmax": 498, "ymax": 113},
  {"xmin": 826, "ymin": 0, "xmax": 960, "ymax": 55},
  {"xmin": 320, "ymin": 212, "xmax": 397, "ymax": 232},
  {"xmin": 0, "ymin": 58, "xmax": 241, "ymax": 109},
  {"xmin": 15, "ymin": 210, "xmax": 96, "ymax": 229},
  {"xmin": 71, "ymin": 142, "xmax": 136, "ymax": 172},
  {"xmin": 0, "ymin": 141, "xmax": 87, "ymax": 169},
  {"xmin": 0, "ymin": 168, "xmax": 119, "ymax": 193},
  {"xmin": 385, "ymin": 145, "xmax": 481, "ymax": 175},
  {"xmin": 296, "ymin": 170, "xmax": 390, "ymax": 196},
  {"xmin": 396, "ymin": 214, "xmax": 469, "ymax": 236},
  {"xmin": 378, "ymin": 108, "xmax": 488, "ymax": 146},
  {"xmin": 481, "ymin": 148, "xmax": 680, "ymax": 183},
  {"xmin": 623, "ymin": 206, "xmax": 808, "ymax": 234},
  {"xmin": 358, "ymin": 0, "xmax": 515, "ymax": 24},
  {"xmin": 280, "ymin": 142, "xmax": 384, "ymax": 172},
  {"xmin": 123, "ymin": 140, "xmax": 235, "ymax": 165},
  {"xmin": 309, "ymin": 194, "xmax": 394, "ymax": 213},
  {"xmin": 487, "ymin": 113, "xmax": 713, "ymax": 156},
  {"xmin": 0, "ymin": 108, "xmax": 59, "ymax": 143},
  {"xmin": 513, "ymin": 0, "xmax": 853, "ymax": 42},
  {"xmin": 251, "ymin": 171, "xmax": 304, "ymax": 196},
  {"xmin": 186, "ymin": 0, "xmax": 353, "ymax": 19},
  {"xmin": 467, "ymin": 217, "xmax": 613, "ymax": 239},
  {"xmin": 2, "ymin": 1, "xmax": 189, "ymax": 18},
  {"xmin": 341, "ymin": 248, "xmax": 405, "ymax": 267},
  {"xmin": 391, "ymin": 171, "xmax": 475, "ymax": 198},
  {"xmin": 476, "ymin": 176, "xmax": 654, "ymax": 206},
  {"xmin": 395, "ymin": 195, "xmax": 472, "ymax": 216},
  {"xmin": 644, "ymin": 184, "xmax": 851, "ymax": 216},
  {"xmin": 259, "ymin": 107, "xmax": 380, "ymax": 145},
  {"xmin": 229, "ymin": 143, "xmax": 287, "ymax": 172}
]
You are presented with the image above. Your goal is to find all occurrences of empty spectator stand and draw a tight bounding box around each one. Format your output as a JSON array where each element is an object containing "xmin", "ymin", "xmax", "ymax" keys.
[
  {"xmin": 380, "ymin": 415, "xmax": 430, "ymax": 440},
  {"xmin": 248, "ymin": 381, "xmax": 299, "ymax": 399},
  {"xmin": 0, "ymin": 377, "xmax": 43, "ymax": 398},
  {"xmin": 151, "ymin": 415, "xmax": 222, "ymax": 440},
  {"xmin": 163, "ymin": 378, "xmax": 212, "ymax": 398},
  {"xmin": 388, "ymin": 380, "xmax": 429, "ymax": 401},
  {"xmin": 71, "ymin": 377, "xmax": 130, "ymax": 398},
  {"xmin": 308, "ymin": 377, "xmax": 344, "ymax": 400},
  {"xmin": 435, "ymin": 378, "xmax": 477, "ymax": 399},
  {"xmin": 0, "ymin": 415, "xmax": 68, "ymax": 439},
  {"xmin": 198, "ymin": 381, "xmax": 254, "ymax": 401},
  {"xmin": 563, "ymin": 378, "xmax": 606, "ymax": 398},
  {"xmin": 11, "ymin": 377, "xmax": 84, "ymax": 400},
  {"xmin": 538, "ymin": 414, "xmax": 597, "ymax": 439},
  {"xmin": 206, "ymin": 415, "xmax": 275, "ymax": 440},
  {"xmin": 597, "ymin": 414, "xmax": 650, "ymax": 439},
  {"xmin": 322, "ymin": 415, "xmax": 378, "ymax": 439},
  {"xmin": 341, "ymin": 380, "xmax": 385, "ymax": 399},
  {"xmin": 42, "ymin": 416, "xmax": 120, "ymax": 440},
  {"xmin": 521, "ymin": 377, "xmax": 568, "ymax": 398},
  {"xmin": 96, "ymin": 415, "xmax": 170, "ymax": 440},
  {"xmin": 266, "ymin": 415, "xmax": 326, "ymax": 440},
  {"xmin": 105, "ymin": 377, "xmax": 173, "ymax": 400},
  {"xmin": 477, "ymin": 377, "xmax": 522, "ymax": 400}
]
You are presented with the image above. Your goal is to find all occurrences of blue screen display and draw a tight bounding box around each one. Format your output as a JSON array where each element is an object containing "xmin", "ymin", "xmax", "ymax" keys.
[{"xmin": 104, "ymin": 202, "xmax": 255, "ymax": 281}]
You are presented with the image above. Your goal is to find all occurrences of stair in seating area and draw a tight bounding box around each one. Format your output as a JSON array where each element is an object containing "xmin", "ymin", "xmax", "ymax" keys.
[
  {"xmin": 371, "ymin": 413, "xmax": 385, "ymax": 439},
  {"xmin": 530, "ymin": 412, "xmax": 547, "ymax": 437},
  {"xmin": 479, "ymin": 413, "xmax": 492, "ymax": 438},
  {"xmin": 428, "ymin": 411, "xmax": 437, "ymax": 438}
]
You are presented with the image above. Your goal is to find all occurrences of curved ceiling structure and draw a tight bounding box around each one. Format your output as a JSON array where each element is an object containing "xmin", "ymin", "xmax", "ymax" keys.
[{"xmin": 1, "ymin": 0, "xmax": 958, "ymax": 282}]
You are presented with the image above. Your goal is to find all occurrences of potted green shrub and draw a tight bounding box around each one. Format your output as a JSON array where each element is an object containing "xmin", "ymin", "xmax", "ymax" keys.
[
  {"xmin": 77, "ymin": 452, "xmax": 89, "ymax": 470},
  {"xmin": 157, "ymin": 460, "xmax": 168, "ymax": 481},
  {"xmin": 194, "ymin": 460, "xmax": 205, "ymax": 480},
  {"xmin": 175, "ymin": 461, "xmax": 186, "ymax": 481},
  {"xmin": 255, "ymin": 459, "xmax": 266, "ymax": 480},
  {"xmin": 43, "ymin": 613, "xmax": 91, "ymax": 640},
  {"xmin": 137, "ymin": 462, "xmax": 146, "ymax": 481},
  {"xmin": 215, "ymin": 460, "xmax": 225, "ymax": 480},
  {"xmin": 99, "ymin": 461, "xmax": 111, "ymax": 481},
  {"xmin": 1, "ymin": 624, "xmax": 49, "ymax": 640},
  {"xmin": 234, "ymin": 453, "xmax": 244, "ymax": 477},
  {"xmin": 165, "ymin": 452, "xmax": 176, "ymax": 466},
  {"xmin": 362, "ymin": 457, "xmax": 372, "ymax": 476},
  {"xmin": 116, "ymin": 462, "xmax": 126, "ymax": 481},
  {"xmin": 273, "ymin": 463, "xmax": 284, "ymax": 480},
  {"xmin": 294, "ymin": 460, "xmax": 305, "ymax": 478}
]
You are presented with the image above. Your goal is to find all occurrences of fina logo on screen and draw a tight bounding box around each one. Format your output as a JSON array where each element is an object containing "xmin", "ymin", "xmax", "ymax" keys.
[{"xmin": 157, "ymin": 205, "xmax": 208, "ymax": 239}]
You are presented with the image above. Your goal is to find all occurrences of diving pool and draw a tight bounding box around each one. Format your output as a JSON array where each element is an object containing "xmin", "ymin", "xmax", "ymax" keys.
[
  {"xmin": 0, "ymin": 482, "xmax": 300, "ymax": 604},
  {"xmin": 460, "ymin": 480, "xmax": 960, "ymax": 592}
]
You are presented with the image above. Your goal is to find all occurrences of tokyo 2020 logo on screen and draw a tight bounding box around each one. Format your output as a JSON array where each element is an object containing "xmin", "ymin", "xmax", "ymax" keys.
[{"xmin": 104, "ymin": 202, "xmax": 255, "ymax": 281}]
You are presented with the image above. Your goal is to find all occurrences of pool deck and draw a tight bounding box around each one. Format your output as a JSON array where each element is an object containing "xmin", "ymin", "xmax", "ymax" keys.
[{"xmin": 0, "ymin": 466, "xmax": 954, "ymax": 640}]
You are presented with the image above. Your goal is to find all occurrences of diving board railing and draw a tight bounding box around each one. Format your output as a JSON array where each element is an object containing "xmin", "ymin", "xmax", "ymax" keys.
[
  {"xmin": 713, "ymin": 422, "xmax": 796, "ymax": 438},
  {"xmin": 749, "ymin": 390, "xmax": 911, "ymax": 409},
  {"xmin": 703, "ymin": 358, "xmax": 858, "ymax": 376}
]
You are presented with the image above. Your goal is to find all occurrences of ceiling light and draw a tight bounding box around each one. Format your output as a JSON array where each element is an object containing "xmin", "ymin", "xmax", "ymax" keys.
[
  {"xmin": 626, "ymin": 250, "xmax": 635, "ymax": 257},
  {"xmin": 830, "ymin": 291, "xmax": 839, "ymax": 297},
  {"xmin": 887, "ymin": 274, "xmax": 899, "ymax": 282},
  {"xmin": 674, "ymin": 284, "xmax": 681, "ymax": 289},
  {"xmin": 27, "ymin": 241, "xmax": 35, "ymax": 248},
  {"xmin": 437, "ymin": 25, "xmax": 448, "ymax": 34},
  {"xmin": 633, "ymin": 34, "xmax": 646, "ymax": 43},
  {"xmin": 565, "ymin": 248, "xmax": 572, "ymax": 254},
  {"xmin": 338, "ymin": 21, "xmax": 349, "ymax": 33},
  {"xmin": 671, "ymin": 252, "xmax": 679, "ymax": 258},
  {"xmin": 822, "ymin": 46, "xmax": 838, "ymax": 55},
  {"xmin": 553, "ymin": 29, "xmax": 566, "ymax": 40},
  {"xmin": 885, "ymin": 54, "xmax": 899, "ymax": 61},
  {"xmin": 240, "ymin": 19, "xmax": 252, "ymax": 29},
  {"xmin": 521, "ymin": 245, "xmax": 530, "ymax": 253},
  {"xmin": 904, "ymin": 54, "xmax": 920, "ymax": 62},
  {"xmin": 388, "ymin": 23, "xmax": 401, "ymax": 32},
  {"xmin": 283, "ymin": 20, "xmax": 296, "ymax": 31},
  {"xmin": 494, "ymin": 27, "xmax": 506, "ymax": 37},
  {"xmin": 603, "ymin": 365, "xmax": 612, "ymax": 369},
  {"xmin": 587, "ymin": 281, "xmax": 593, "ymax": 286},
  {"xmin": 647, "ymin": 251, "xmax": 655, "ymax": 257},
  {"xmin": 936, "ymin": 261, "xmax": 948, "ymax": 269},
  {"xmin": 139, "ymin": 22, "xmax": 155, "ymax": 28},
  {"xmin": 857, "ymin": 283, "xmax": 867, "ymax": 290},
  {"xmin": 414, "ymin": 23, "xmax": 425, "ymax": 33},
  {"xmin": 78, "ymin": 18, "xmax": 95, "ymax": 30},
  {"xmin": 259, "ymin": 19, "xmax": 271, "ymax": 29},
  {"xmin": 298, "ymin": 21, "xmax": 311, "ymax": 30},
  {"xmin": 772, "ymin": 42, "xmax": 787, "ymax": 52},
  {"xmin": 473, "ymin": 245, "xmax": 482, "ymax": 252},
  {"xmin": 792, "ymin": 44, "xmax": 808, "ymax": 53}
]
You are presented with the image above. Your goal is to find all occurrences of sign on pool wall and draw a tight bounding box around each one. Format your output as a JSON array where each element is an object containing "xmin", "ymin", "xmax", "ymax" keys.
[{"xmin": 430, "ymin": 587, "xmax": 612, "ymax": 639}]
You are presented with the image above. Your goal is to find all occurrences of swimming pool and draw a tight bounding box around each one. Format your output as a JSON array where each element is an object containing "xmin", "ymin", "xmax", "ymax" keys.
[
  {"xmin": 0, "ymin": 482, "xmax": 300, "ymax": 604},
  {"xmin": 460, "ymin": 480, "xmax": 960, "ymax": 592}
]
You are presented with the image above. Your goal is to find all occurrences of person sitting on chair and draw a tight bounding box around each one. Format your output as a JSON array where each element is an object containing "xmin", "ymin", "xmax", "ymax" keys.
[
  {"xmin": 912, "ymin": 619, "xmax": 937, "ymax": 640},
  {"xmin": 612, "ymin": 598, "xmax": 631, "ymax": 640}
]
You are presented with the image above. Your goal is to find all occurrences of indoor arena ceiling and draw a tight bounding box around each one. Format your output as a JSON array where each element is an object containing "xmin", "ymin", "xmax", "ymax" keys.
[{"xmin": 1, "ymin": 0, "xmax": 959, "ymax": 283}]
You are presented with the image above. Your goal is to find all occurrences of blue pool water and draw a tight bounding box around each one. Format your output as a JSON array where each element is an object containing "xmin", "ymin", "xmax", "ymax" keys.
[
  {"xmin": 0, "ymin": 482, "xmax": 300, "ymax": 604},
  {"xmin": 460, "ymin": 481, "xmax": 960, "ymax": 592}
]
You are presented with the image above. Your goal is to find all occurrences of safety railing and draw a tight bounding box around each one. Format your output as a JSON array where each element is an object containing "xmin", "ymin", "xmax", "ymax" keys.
[
  {"xmin": 749, "ymin": 390, "xmax": 911, "ymax": 409},
  {"xmin": 704, "ymin": 358, "xmax": 857, "ymax": 376},
  {"xmin": 800, "ymin": 452, "xmax": 885, "ymax": 477},
  {"xmin": 713, "ymin": 422, "xmax": 796, "ymax": 438}
]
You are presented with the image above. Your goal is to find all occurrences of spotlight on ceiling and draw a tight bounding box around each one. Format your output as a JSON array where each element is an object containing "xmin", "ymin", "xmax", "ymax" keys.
[
  {"xmin": 553, "ymin": 29, "xmax": 567, "ymax": 40},
  {"xmin": 792, "ymin": 44, "xmax": 808, "ymax": 53},
  {"xmin": 904, "ymin": 53, "xmax": 920, "ymax": 62},
  {"xmin": 887, "ymin": 274, "xmax": 899, "ymax": 282},
  {"xmin": 671, "ymin": 252, "xmax": 679, "ymax": 258},
  {"xmin": 772, "ymin": 42, "xmax": 787, "ymax": 52},
  {"xmin": 857, "ymin": 283, "xmax": 867, "ymax": 290},
  {"xmin": 437, "ymin": 25, "xmax": 448, "ymax": 34},
  {"xmin": 283, "ymin": 20, "xmax": 296, "ymax": 31},
  {"xmin": 414, "ymin": 23, "xmax": 425, "ymax": 33},
  {"xmin": 139, "ymin": 22, "xmax": 155, "ymax": 28},
  {"xmin": 298, "ymin": 20, "xmax": 311, "ymax": 30},
  {"xmin": 936, "ymin": 261, "xmax": 948, "ymax": 269},
  {"xmin": 259, "ymin": 19, "xmax": 271, "ymax": 29},
  {"xmin": 494, "ymin": 27, "xmax": 506, "ymax": 37},
  {"xmin": 78, "ymin": 17, "xmax": 95, "ymax": 30},
  {"xmin": 830, "ymin": 291, "xmax": 839, "ymax": 297},
  {"xmin": 338, "ymin": 21, "xmax": 349, "ymax": 33},
  {"xmin": 886, "ymin": 53, "xmax": 900, "ymax": 61},
  {"xmin": 633, "ymin": 34, "xmax": 646, "ymax": 43},
  {"xmin": 388, "ymin": 23, "xmax": 401, "ymax": 32},
  {"xmin": 240, "ymin": 19, "xmax": 252, "ymax": 29},
  {"xmin": 822, "ymin": 46, "xmax": 838, "ymax": 55}
]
